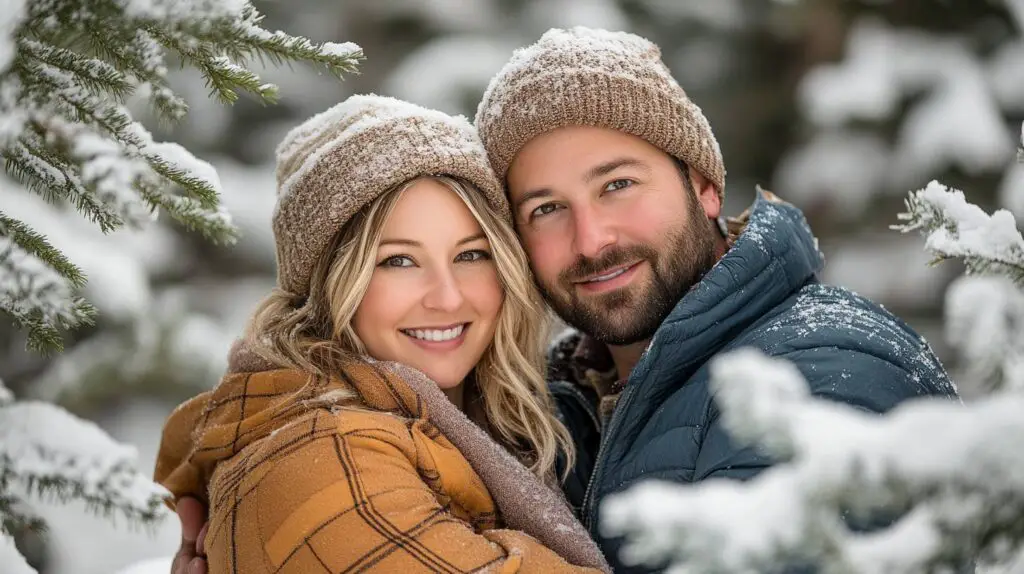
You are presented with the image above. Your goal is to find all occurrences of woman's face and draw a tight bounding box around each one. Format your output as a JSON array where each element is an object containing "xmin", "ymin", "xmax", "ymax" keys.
[{"xmin": 352, "ymin": 178, "xmax": 504, "ymax": 389}]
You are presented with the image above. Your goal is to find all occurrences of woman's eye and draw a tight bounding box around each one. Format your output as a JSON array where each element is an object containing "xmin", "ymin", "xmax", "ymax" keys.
[
  {"xmin": 379, "ymin": 255, "xmax": 415, "ymax": 268},
  {"xmin": 529, "ymin": 202, "xmax": 561, "ymax": 220},
  {"xmin": 604, "ymin": 179, "xmax": 634, "ymax": 192},
  {"xmin": 455, "ymin": 249, "xmax": 491, "ymax": 263}
]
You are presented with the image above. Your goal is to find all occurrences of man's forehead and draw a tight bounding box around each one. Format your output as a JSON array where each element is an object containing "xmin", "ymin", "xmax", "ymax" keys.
[
  {"xmin": 509, "ymin": 134, "xmax": 665, "ymax": 194},
  {"xmin": 520, "ymin": 126, "xmax": 653, "ymax": 154}
]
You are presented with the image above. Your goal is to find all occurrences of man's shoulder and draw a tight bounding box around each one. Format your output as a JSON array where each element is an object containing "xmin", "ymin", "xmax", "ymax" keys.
[
  {"xmin": 752, "ymin": 281, "xmax": 923, "ymax": 345},
  {"xmin": 740, "ymin": 281, "xmax": 956, "ymax": 398}
]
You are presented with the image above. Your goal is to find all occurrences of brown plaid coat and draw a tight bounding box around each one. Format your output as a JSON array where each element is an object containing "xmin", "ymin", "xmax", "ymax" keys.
[{"xmin": 155, "ymin": 354, "xmax": 607, "ymax": 573}]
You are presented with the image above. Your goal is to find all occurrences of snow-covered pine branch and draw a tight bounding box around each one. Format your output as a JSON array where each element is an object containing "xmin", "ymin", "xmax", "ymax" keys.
[
  {"xmin": 0, "ymin": 0, "xmax": 362, "ymax": 352},
  {"xmin": 895, "ymin": 180, "xmax": 1024, "ymax": 394},
  {"xmin": 602, "ymin": 349, "xmax": 1024, "ymax": 574},
  {"xmin": 0, "ymin": 376, "xmax": 168, "ymax": 574},
  {"xmin": 0, "ymin": 0, "xmax": 361, "ymax": 569},
  {"xmin": 893, "ymin": 180, "xmax": 1024, "ymax": 285},
  {"xmin": 0, "ymin": 380, "xmax": 168, "ymax": 530},
  {"xmin": 0, "ymin": 216, "xmax": 95, "ymax": 353}
]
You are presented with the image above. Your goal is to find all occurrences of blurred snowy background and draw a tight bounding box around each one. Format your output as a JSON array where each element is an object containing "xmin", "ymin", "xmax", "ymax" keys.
[{"xmin": 2, "ymin": 0, "xmax": 1022, "ymax": 572}]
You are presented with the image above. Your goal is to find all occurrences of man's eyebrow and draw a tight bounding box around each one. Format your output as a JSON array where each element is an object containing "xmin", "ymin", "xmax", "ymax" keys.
[
  {"xmin": 513, "ymin": 188, "xmax": 553, "ymax": 215},
  {"xmin": 584, "ymin": 157, "xmax": 649, "ymax": 183}
]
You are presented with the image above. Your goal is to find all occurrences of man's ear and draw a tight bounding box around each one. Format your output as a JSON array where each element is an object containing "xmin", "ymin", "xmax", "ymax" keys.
[{"xmin": 689, "ymin": 167, "xmax": 721, "ymax": 220}]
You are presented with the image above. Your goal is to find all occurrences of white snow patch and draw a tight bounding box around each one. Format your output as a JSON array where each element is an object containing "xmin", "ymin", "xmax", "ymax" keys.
[
  {"xmin": 998, "ymin": 159, "xmax": 1024, "ymax": 220},
  {"xmin": 212, "ymin": 160, "xmax": 277, "ymax": 266},
  {"xmin": 800, "ymin": 18, "xmax": 1014, "ymax": 185},
  {"xmin": 319, "ymin": 41, "xmax": 361, "ymax": 59},
  {"xmin": 918, "ymin": 181, "xmax": 1024, "ymax": 267},
  {"xmin": 0, "ymin": 78, "xmax": 25, "ymax": 146},
  {"xmin": 773, "ymin": 130, "xmax": 890, "ymax": 216},
  {"xmin": 0, "ymin": 401, "xmax": 169, "ymax": 514},
  {"xmin": 0, "ymin": 0, "xmax": 26, "ymax": 72},
  {"xmin": 946, "ymin": 275, "xmax": 1024, "ymax": 395},
  {"xmin": 128, "ymin": 123, "xmax": 225, "ymax": 199},
  {"xmin": 32, "ymin": 401, "xmax": 185, "ymax": 574},
  {"xmin": 115, "ymin": 556, "xmax": 173, "ymax": 574},
  {"xmin": 0, "ymin": 533, "xmax": 36, "ymax": 574},
  {"xmin": 987, "ymin": 40, "xmax": 1024, "ymax": 113},
  {"xmin": 890, "ymin": 72, "xmax": 1013, "ymax": 186},
  {"xmin": 822, "ymin": 234, "xmax": 950, "ymax": 311},
  {"xmin": 384, "ymin": 36, "xmax": 514, "ymax": 115}
]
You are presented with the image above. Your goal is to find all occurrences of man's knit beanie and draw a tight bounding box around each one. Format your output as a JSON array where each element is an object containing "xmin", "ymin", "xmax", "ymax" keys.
[
  {"xmin": 475, "ymin": 27, "xmax": 725, "ymax": 200},
  {"xmin": 273, "ymin": 94, "xmax": 508, "ymax": 298}
]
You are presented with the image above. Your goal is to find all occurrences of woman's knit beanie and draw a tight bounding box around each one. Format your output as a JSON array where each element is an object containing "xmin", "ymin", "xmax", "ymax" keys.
[{"xmin": 273, "ymin": 94, "xmax": 508, "ymax": 298}]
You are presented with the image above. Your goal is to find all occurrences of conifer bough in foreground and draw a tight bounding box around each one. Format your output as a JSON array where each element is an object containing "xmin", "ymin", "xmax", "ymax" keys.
[
  {"xmin": 0, "ymin": 0, "xmax": 362, "ymax": 353},
  {"xmin": 0, "ymin": 2, "xmax": 360, "ymax": 572}
]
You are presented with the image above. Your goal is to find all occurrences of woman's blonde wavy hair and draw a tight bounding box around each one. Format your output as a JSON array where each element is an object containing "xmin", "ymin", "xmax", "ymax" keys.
[{"xmin": 244, "ymin": 175, "xmax": 574, "ymax": 481}]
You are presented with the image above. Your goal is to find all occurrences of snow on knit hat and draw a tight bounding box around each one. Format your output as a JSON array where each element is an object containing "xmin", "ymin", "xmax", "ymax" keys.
[
  {"xmin": 273, "ymin": 94, "xmax": 508, "ymax": 298},
  {"xmin": 475, "ymin": 27, "xmax": 725, "ymax": 200}
]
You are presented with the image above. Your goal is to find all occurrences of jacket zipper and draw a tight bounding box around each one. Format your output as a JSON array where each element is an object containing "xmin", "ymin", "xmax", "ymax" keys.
[{"xmin": 581, "ymin": 381, "xmax": 639, "ymax": 532}]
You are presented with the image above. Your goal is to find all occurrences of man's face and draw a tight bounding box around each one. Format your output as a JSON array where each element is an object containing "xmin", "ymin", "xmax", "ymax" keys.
[{"xmin": 507, "ymin": 126, "xmax": 722, "ymax": 345}]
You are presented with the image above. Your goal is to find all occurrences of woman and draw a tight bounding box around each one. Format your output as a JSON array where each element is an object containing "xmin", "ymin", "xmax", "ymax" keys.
[{"xmin": 155, "ymin": 95, "xmax": 610, "ymax": 573}]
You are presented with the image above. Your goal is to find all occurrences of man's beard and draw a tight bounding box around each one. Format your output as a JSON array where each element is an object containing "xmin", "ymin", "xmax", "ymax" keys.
[{"xmin": 537, "ymin": 196, "xmax": 719, "ymax": 346}]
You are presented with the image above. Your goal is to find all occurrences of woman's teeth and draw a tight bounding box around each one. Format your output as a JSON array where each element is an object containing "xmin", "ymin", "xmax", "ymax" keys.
[{"xmin": 403, "ymin": 324, "xmax": 465, "ymax": 342}]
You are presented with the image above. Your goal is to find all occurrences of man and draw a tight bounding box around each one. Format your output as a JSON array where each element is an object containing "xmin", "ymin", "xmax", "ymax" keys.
[
  {"xmin": 473, "ymin": 26, "xmax": 957, "ymax": 572},
  {"xmin": 172, "ymin": 27, "xmax": 957, "ymax": 574}
]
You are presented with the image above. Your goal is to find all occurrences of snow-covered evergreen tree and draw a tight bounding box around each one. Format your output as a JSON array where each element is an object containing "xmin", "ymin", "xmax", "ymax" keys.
[
  {"xmin": 0, "ymin": 0, "xmax": 360, "ymax": 570},
  {"xmin": 601, "ymin": 174, "xmax": 1024, "ymax": 572}
]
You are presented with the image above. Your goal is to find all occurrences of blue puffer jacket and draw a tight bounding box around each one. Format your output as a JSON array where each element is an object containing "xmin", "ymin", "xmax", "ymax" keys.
[{"xmin": 550, "ymin": 191, "xmax": 959, "ymax": 573}]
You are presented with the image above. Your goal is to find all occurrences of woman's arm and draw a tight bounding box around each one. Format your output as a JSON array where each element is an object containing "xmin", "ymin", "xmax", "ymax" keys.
[{"xmin": 208, "ymin": 409, "xmax": 601, "ymax": 573}]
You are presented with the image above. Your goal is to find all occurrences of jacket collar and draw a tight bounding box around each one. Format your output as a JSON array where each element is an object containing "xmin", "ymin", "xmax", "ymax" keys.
[{"xmin": 628, "ymin": 188, "xmax": 824, "ymax": 387}]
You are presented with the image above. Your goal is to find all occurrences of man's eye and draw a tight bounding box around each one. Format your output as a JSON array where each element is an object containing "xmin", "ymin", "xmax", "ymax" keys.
[
  {"xmin": 604, "ymin": 179, "xmax": 634, "ymax": 192},
  {"xmin": 455, "ymin": 249, "xmax": 491, "ymax": 263},
  {"xmin": 379, "ymin": 255, "xmax": 415, "ymax": 268},
  {"xmin": 529, "ymin": 203, "xmax": 561, "ymax": 220}
]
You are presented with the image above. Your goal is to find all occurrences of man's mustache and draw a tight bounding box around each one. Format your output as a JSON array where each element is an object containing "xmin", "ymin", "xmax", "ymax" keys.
[{"xmin": 559, "ymin": 245, "xmax": 656, "ymax": 284}]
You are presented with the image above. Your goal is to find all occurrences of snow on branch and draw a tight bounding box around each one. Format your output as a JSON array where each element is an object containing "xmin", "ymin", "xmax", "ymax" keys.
[
  {"xmin": 602, "ymin": 349, "xmax": 1024, "ymax": 574},
  {"xmin": 945, "ymin": 275, "xmax": 1024, "ymax": 394},
  {"xmin": 897, "ymin": 179, "xmax": 1024, "ymax": 395},
  {"xmin": 894, "ymin": 180, "xmax": 1024, "ymax": 284},
  {"xmin": 0, "ymin": 218, "xmax": 96, "ymax": 354},
  {"xmin": 0, "ymin": 0, "xmax": 362, "ymax": 352},
  {"xmin": 0, "ymin": 395, "xmax": 170, "ymax": 536},
  {"xmin": 0, "ymin": 377, "xmax": 169, "ymax": 571}
]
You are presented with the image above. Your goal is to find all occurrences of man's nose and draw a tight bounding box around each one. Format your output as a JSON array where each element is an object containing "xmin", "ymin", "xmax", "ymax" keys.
[{"xmin": 572, "ymin": 205, "xmax": 617, "ymax": 259}]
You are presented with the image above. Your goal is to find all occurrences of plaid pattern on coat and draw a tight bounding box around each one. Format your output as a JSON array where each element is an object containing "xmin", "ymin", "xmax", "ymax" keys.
[{"xmin": 156, "ymin": 359, "xmax": 603, "ymax": 573}]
